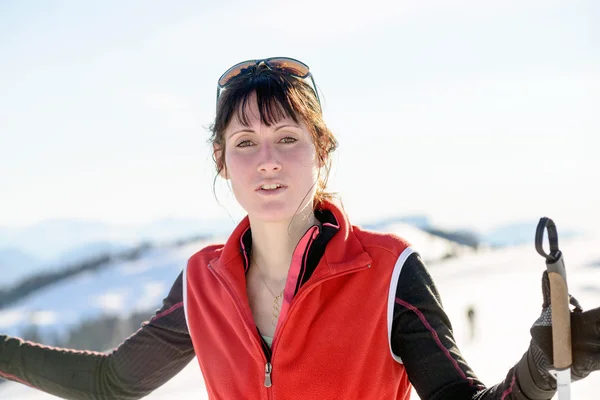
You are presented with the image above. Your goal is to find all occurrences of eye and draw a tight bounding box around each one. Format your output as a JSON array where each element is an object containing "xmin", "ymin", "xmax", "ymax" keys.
[
  {"xmin": 236, "ymin": 140, "xmax": 254, "ymax": 148},
  {"xmin": 280, "ymin": 137, "xmax": 297, "ymax": 144}
]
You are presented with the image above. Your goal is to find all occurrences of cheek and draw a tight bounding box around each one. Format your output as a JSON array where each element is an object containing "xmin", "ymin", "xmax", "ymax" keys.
[
  {"xmin": 225, "ymin": 151, "xmax": 252, "ymax": 181},
  {"xmin": 288, "ymin": 142, "xmax": 317, "ymax": 165},
  {"xmin": 289, "ymin": 153, "xmax": 319, "ymax": 188},
  {"xmin": 303, "ymin": 148, "xmax": 320, "ymax": 176}
]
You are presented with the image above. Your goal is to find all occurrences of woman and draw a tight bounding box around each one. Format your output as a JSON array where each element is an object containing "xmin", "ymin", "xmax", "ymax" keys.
[{"xmin": 1, "ymin": 57, "xmax": 599, "ymax": 399}]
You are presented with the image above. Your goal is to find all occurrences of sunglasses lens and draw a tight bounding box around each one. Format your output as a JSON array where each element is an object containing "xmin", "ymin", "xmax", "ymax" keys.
[
  {"xmin": 267, "ymin": 58, "xmax": 310, "ymax": 77},
  {"xmin": 218, "ymin": 61, "xmax": 256, "ymax": 87}
]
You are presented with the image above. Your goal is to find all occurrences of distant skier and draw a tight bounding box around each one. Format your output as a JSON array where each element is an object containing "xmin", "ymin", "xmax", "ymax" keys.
[{"xmin": 466, "ymin": 304, "xmax": 477, "ymax": 341}]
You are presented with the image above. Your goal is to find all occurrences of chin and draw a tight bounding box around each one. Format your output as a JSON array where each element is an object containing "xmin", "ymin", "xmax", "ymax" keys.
[
  {"xmin": 251, "ymin": 206, "xmax": 297, "ymax": 223},
  {"xmin": 246, "ymin": 200, "xmax": 311, "ymax": 224}
]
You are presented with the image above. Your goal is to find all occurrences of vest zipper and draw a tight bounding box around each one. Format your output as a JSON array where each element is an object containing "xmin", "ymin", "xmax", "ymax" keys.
[{"xmin": 264, "ymin": 362, "xmax": 272, "ymax": 387}]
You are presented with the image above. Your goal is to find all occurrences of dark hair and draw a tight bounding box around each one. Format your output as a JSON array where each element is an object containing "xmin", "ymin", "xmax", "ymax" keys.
[{"xmin": 208, "ymin": 64, "xmax": 338, "ymax": 207}]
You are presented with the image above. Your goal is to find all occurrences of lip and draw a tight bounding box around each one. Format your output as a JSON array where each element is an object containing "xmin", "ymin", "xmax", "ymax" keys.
[
  {"xmin": 255, "ymin": 182, "xmax": 287, "ymax": 191},
  {"xmin": 256, "ymin": 186, "xmax": 287, "ymax": 196}
]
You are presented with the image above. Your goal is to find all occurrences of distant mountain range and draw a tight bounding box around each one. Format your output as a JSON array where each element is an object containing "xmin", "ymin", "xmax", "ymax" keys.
[
  {"xmin": 480, "ymin": 221, "xmax": 579, "ymax": 248},
  {"xmin": 0, "ymin": 214, "xmax": 583, "ymax": 288},
  {"xmin": 0, "ymin": 247, "xmax": 45, "ymax": 287},
  {"xmin": 0, "ymin": 217, "xmax": 236, "ymax": 286},
  {"xmin": 362, "ymin": 215, "xmax": 582, "ymax": 250},
  {"xmin": 0, "ymin": 217, "xmax": 235, "ymax": 259}
]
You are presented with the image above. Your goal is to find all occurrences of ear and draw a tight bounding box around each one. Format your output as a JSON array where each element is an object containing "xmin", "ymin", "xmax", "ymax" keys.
[{"xmin": 213, "ymin": 144, "xmax": 228, "ymax": 180}]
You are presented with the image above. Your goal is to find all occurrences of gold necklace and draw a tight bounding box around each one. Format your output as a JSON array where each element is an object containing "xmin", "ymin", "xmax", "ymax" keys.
[{"xmin": 252, "ymin": 257, "xmax": 284, "ymax": 326}]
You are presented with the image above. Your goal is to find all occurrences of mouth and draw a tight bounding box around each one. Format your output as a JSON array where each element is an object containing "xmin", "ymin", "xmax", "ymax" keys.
[{"xmin": 256, "ymin": 183, "xmax": 287, "ymax": 192}]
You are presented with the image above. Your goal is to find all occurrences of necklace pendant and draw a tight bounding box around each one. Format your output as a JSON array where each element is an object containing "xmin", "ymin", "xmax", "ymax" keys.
[{"xmin": 272, "ymin": 292, "xmax": 283, "ymax": 326}]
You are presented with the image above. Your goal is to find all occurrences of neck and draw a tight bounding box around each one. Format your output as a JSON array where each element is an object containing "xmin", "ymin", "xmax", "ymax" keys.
[{"xmin": 249, "ymin": 205, "xmax": 319, "ymax": 282}]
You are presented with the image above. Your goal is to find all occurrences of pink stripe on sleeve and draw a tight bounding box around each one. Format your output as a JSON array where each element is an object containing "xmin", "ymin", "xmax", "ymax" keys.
[
  {"xmin": 150, "ymin": 302, "xmax": 183, "ymax": 322},
  {"xmin": 395, "ymin": 297, "xmax": 475, "ymax": 385},
  {"xmin": 500, "ymin": 374, "xmax": 516, "ymax": 399},
  {"xmin": 0, "ymin": 371, "xmax": 40, "ymax": 390}
]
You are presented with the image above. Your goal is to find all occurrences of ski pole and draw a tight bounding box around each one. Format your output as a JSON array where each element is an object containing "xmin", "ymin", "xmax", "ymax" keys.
[{"xmin": 535, "ymin": 217, "xmax": 571, "ymax": 400}]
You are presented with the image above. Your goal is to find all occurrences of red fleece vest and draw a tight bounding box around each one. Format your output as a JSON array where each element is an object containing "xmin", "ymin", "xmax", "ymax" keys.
[{"xmin": 184, "ymin": 200, "xmax": 413, "ymax": 399}]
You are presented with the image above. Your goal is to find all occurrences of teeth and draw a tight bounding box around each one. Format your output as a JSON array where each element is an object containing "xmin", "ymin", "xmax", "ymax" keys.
[{"xmin": 261, "ymin": 184, "xmax": 282, "ymax": 190}]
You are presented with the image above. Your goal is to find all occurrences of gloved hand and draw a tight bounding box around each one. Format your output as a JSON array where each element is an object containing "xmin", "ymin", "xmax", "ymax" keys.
[{"xmin": 527, "ymin": 270, "xmax": 600, "ymax": 392}]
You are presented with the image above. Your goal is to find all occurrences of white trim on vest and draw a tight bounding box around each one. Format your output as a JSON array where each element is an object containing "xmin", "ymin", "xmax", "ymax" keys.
[
  {"xmin": 387, "ymin": 246, "xmax": 416, "ymax": 364},
  {"xmin": 182, "ymin": 263, "xmax": 190, "ymax": 329}
]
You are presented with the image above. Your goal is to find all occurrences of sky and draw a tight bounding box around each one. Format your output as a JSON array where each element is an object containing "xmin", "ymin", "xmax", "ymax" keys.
[{"xmin": 1, "ymin": 0, "xmax": 598, "ymax": 235}]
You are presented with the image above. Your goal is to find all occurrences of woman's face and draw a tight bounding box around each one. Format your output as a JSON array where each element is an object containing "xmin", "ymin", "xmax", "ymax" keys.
[{"xmin": 219, "ymin": 94, "xmax": 320, "ymax": 223}]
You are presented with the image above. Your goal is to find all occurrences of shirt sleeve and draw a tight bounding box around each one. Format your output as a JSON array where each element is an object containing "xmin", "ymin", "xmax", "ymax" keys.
[
  {"xmin": 391, "ymin": 252, "xmax": 555, "ymax": 400},
  {"xmin": 0, "ymin": 270, "xmax": 195, "ymax": 400}
]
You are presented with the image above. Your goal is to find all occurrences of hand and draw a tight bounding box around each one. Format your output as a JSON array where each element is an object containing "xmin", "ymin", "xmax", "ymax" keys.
[{"xmin": 529, "ymin": 271, "xmax": 600, "ymax": 389}]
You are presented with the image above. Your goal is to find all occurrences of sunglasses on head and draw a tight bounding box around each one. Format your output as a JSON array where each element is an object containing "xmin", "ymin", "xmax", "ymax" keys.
[{"xmin": 216, "ymin": 57, "xmax": 321, "ymax": 109}]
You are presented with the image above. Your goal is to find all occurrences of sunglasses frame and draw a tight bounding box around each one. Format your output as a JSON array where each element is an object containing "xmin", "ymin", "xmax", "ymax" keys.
[{"xmin": 215, "ymin": 57, "xmax": 321, "ymax": 109}]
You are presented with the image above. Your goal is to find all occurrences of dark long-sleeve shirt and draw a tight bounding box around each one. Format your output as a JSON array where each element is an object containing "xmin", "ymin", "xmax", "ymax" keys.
[{"xmin": 0, "ymin": 254, "xmax": 553, "ymax": 399}]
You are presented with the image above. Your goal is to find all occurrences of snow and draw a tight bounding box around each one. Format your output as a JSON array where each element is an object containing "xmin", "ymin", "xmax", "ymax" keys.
[
  {"xmin": 0, "ymin": 239, "xmax": 218, "ymax": 337},
  {"xmin": 1, "ymin": 230, "xmax": 599, "ymax": 399},
  {"xmin": 380, "ymin": 221, "xmax": 477, "ymax": 264}
]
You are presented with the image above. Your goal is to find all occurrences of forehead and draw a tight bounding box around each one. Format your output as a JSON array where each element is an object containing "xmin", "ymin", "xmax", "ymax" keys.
[{"xmin": 226, "ymin": 93, "xmax": 304, "ymax": 132}]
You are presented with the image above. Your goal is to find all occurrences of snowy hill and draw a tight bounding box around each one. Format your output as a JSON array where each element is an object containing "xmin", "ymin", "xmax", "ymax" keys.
[
  {"xmin": 0, "ymin": 238, "xmax": 217, "ymax": 339},
  {"xmin": 480, "ymin": 220, "xmax": 582, "ymax": 248},
  {"xmin": 0, "ymin": 247, "xmax": 44, "ymax": 287},
  {"xmin": 0, "ymin": 223, "xmax": 459, "ymax": 340},
  {"xmin": 1, "ymin": 229, "xmax": 599, "ymax": 399},
  {"xmin": 3, "ymin": 213, "xmax": 573, "ymax": 295},
  {"xmin": 0, "ymin": 217, "xmax": 236, "ymax": 290},
  {"xmin": 0, "ymin": 217, "xmax": 234, "ymax": 263},
  {"xmin": 371, "ymin": 220, "xmax": 476, "ymax": 263}
]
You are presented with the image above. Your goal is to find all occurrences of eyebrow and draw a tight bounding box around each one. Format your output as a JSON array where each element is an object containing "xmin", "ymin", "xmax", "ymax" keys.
[
  {"xmin": 274, "ymin": 123, "xmax": 301, "ymax": 132},
  {"xmin": 227, "ymin": 123, "xmax": 301, "ymax": 140},
  {"xmin": 227, "ymin": 129, "xmax": 253, "ymax": 140}
]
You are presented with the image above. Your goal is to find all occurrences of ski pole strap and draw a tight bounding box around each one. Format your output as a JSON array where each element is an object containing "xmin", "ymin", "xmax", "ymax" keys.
[{"xmin": 535, "ymin": 217, "xmax": 561, "ymax": 262}]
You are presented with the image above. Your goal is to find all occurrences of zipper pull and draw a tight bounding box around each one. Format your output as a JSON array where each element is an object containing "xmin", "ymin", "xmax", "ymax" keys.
[{"xmin": 264, "ymin": 362, "xmax": 272, "ymax": 387}]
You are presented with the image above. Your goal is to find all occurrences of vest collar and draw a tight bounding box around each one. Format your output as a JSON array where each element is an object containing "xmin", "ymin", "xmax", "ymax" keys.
[{"xmin": 209, "ymin": 199, "xmax": 372, "ymax": 278}]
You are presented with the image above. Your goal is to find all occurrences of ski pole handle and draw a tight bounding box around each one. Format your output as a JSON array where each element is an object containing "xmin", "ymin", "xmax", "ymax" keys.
[
  {"xmin": 547, "ymin": 257, "xmax": 572, "ymax": 369},
  {"xmin": 535, "ymin": 217, "xmax": 572, "ymax": 399}
]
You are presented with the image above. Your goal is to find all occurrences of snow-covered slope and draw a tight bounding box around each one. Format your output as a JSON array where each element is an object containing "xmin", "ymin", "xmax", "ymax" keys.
[
  {"xmin": 0, "ymin": 238, "xmax": 220, "ymax": 338},
  {"xmin": 376, "ymin": 221, "xmax": 476, "ymax": 263},
  {"xmin": 0, "ymin": 217, "xmax": 236, "ymax": 283},
  {"xmin": 0, "ymin": 247, "xmax": 44, "ymax": 287},
  {"xmin": 0, "ymin": 223, "xmax": 460, "ymax": 339},
  {"xmin": 1, "ymin": 231, "xmax": 599, "ymax": 399}
]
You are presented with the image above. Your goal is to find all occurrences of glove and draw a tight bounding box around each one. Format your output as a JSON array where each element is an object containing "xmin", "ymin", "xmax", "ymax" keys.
[{"xmin": 527, "ymin": 270, "xmax": 600, "ymax": 392}]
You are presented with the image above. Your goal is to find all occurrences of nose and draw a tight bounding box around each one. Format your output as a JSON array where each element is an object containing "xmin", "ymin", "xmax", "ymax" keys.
[{"xmin": 257, "ymin": 142, "xmax": 282, "ymax": 173}]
